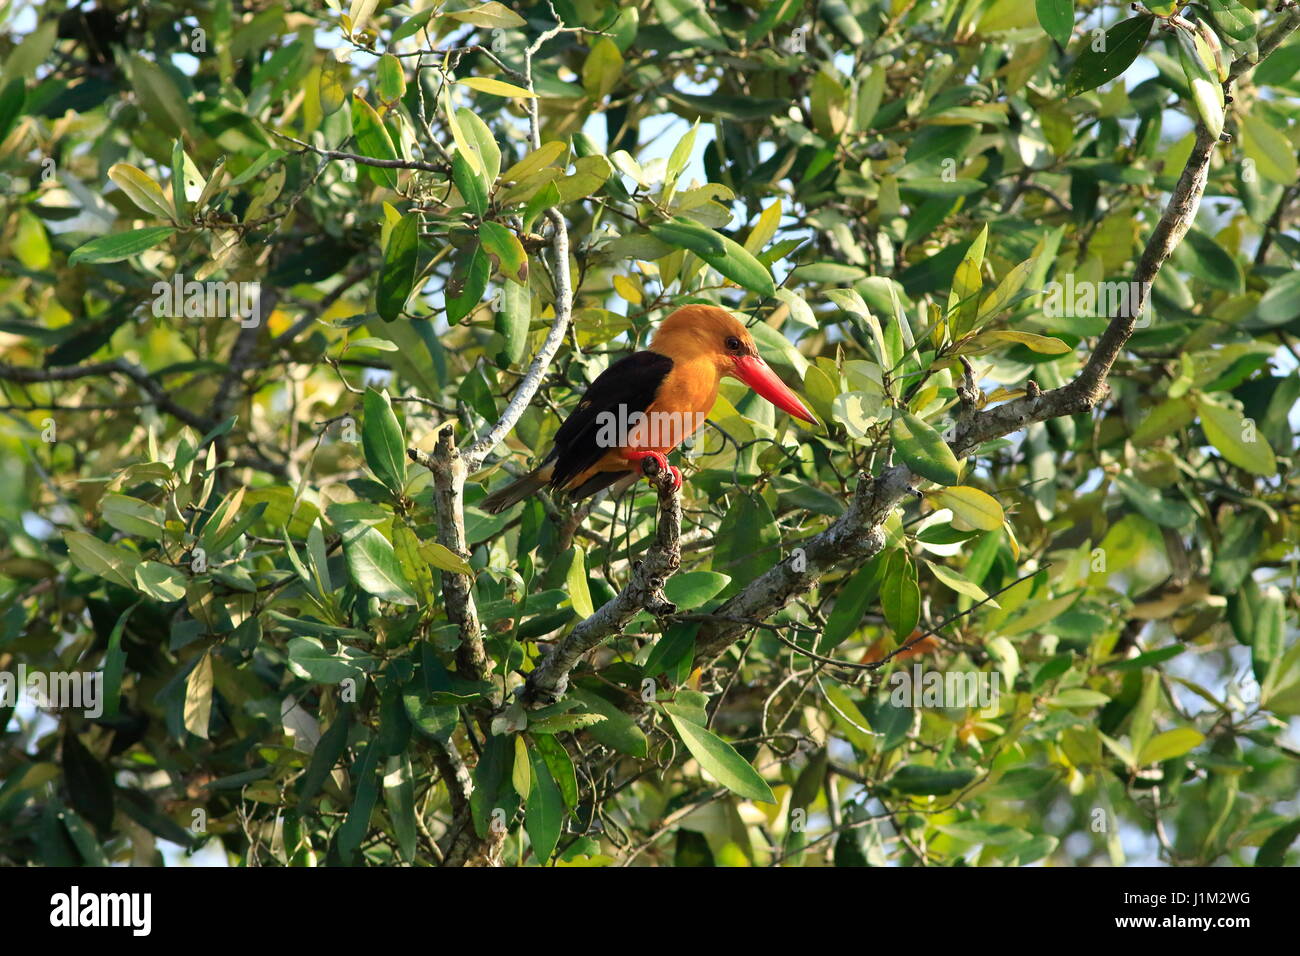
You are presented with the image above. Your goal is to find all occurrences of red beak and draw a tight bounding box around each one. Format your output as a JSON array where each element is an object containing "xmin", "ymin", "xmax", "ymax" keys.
[{"xmin": 732, "ymin": 354, "xmax": 816, "ymax": 423}]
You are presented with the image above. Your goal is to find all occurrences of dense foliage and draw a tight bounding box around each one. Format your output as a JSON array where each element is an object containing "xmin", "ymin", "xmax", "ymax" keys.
[{"xmin": 1, "ymin": 0, "xmax": 1299, "ymax": 867}]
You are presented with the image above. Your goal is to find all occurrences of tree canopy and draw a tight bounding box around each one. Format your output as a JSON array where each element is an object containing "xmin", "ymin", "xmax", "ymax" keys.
[{"xmin": 1, "ymin": 0, "xmax": 1299, "ymax": 867}]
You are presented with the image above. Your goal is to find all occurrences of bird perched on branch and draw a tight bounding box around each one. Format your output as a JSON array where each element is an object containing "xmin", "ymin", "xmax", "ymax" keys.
[{"xmin": 480, "ymin": 305, "xmax": 816, "ymax": 513}]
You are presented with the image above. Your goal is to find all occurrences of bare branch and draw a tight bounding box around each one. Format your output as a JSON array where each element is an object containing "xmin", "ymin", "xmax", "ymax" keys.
[
  {"xmin": 522, "ymin": 463, "xmax": 683, "ymax": 706},
  {"xmin": 265, "ymin": 127, "xmax": 446, "ymax": 173},
  {"xmin": 0, "ymin": 357, "xmax": 209, "ymax": 430},
  {"xmin": 409, "ymin": 424, "xmax": 490, "ymax": 684}
]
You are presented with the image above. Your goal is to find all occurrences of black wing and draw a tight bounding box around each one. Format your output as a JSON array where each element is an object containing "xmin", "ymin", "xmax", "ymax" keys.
[{"xmin": 549, "ymin": 350, "xmax": 673, "ymax": 489}]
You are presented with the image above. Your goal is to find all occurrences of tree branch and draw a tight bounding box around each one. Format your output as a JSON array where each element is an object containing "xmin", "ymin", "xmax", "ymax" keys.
[
  {"xmin": 0, "ymin": 358, "xmax": 210, "ymax": 430},
  {"xmin": 409, "ymin": 424, "xmax": 489, "ymax": 684},
  {"xmin": 463, "ymin": 208, "xmax": 573, "ymax": 470},
  {"xmin": 522, "ymin": 462, "xmax": 683, "ymax": 706}
]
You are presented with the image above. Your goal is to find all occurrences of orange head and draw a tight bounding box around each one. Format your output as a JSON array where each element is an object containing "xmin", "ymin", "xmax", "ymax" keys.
[{"xmin": 649, "ymin": 305, "xmax": 816, "ymax": 423}]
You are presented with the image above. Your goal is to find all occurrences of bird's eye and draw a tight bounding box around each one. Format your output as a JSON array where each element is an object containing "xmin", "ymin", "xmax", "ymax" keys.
[{"xmin": 725, "ymin": 336, "xmax": 742, "ymax": 352}]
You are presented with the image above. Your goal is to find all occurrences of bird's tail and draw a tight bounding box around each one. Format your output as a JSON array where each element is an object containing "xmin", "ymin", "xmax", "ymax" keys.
[{"xmin": 479, "ymin": 466, "xmax": 552, "ymax": 514}]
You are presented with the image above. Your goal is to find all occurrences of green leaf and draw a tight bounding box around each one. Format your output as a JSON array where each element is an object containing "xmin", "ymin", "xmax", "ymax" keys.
[
  {"xmin": 1064, "ymin": 15, "xmax": 1154, "ymax": 96},
  {"xmin": 0, "ymin": 78, "xmax": 26, "ymax": 143},
  {"xmin": 101, "ymin": 493, "xmax": 164, "ymax": 538},
  {"xmin": 1178, "ymin": 30, "xmax": 1224, "ymax": 141},
  {"xmin": 1047, "ymin": 688, "xmax": 1112, "ymax": 708},
  {"xmin": 479, "ymin": 221, "xmax": 528, "ymax": 284},
  {"xmin": 443, "ymin": 1, "xmax": 526, "ymax": 28},
  {"xmin": 653, "ymin": 0, "xmax": 728, "ymax": 51},
  {"xmin": 63, "ymin": 531, "xmax": 140, "ymax": 588},
  {"xmin": 528, "ymin": 713, "xmax": 607, "ymax": 734},
  {"xmin": 99, "ymin": 603, "xmax": 137, "ymax": 720},
  {"xmin": 1194, "ymin": 393, "xmax": 1277, "ymax": 475},
  {"xmin": 566, "ymin": 545, "xmax": 595, "ymax": 618},
  {"xmin": 286, "ymin": 635, "xmax": 377, "ymax": 683},
  {"xmin": 1257, "ymin": 819, "xmax": 1300, "ymax": 867},
  {"xmin": 512, "ymin": 735, "xmax": 531, "ymax": 799},
  {"xmin": 525, "ymin": 744, "xmax": 564, "ymax": 863},
  {"xmin": 376, "ymin": 212, "xmax": 418, "ymax": 322},
  {"xmin": 68, "ymin": 227, "xmax": 176, "ymax": 265},
  {"xmin": 665, "ymin": 119, "xmax": 699, "ymax": 191},
  {"xmin": 522, "ymin": 181, "xmax": 561, "ymax": 232},
  {"xmin": 452, "ymin": 152, "xmax": 489, "ymax": 218},
  {"xmin": 361, "ymin": 387, "xmax": 406, "ymax": 494},
  {"xmin": 649, "ymin": 217, "xmax": 775, "ymax": 297},
  {"xmin": 183, "ymin": 651, "xmax": 213, "ymax": 739},
  {"xmin": 377, "ymin": 53, "xmax": 406, "ymax": 102},
  {"xmin": 662, "ymin": 703, "xmax": 775, "ymax": 803},
  {"xmin": 642, "ymin": 623, "xmax": 698, "ymax": 679},
  {"xmin": 456, "ymin": 108, "xmax": 502, "ymax": 184},
  {"xmin": 420, "ymin": 540, "xmax": 474, "ymax": 576},
  {"xmin": 382, "ymin": 754, "xmax": 417, "ymax": 861},
  {"xmin": 891, "ymin": 411, "xmax": 961, "ymax": 485},
  {"xmin": 108, "ymin": 163, "xmax": 176, "ymax": 222},
  {"xmin": 337, "ymin": 741, "xmax": 380, "ymax": 864},
  {"xmin": 889, "ymin": 765, "xmax": 977, "ymax": 795},
  {"xmin": 1255, "ymin": 272, "xmax": 1300, "ymax": 326},
  {"xmin": 572, "ymin": 688, "xmax": 647, "ymax": 756},
  {"xmin": 823, "ymin": 682, "xmax": 875, "ymax": 750},
  {"xmin": 663, "ymin": 571, "xmax": 730, "ymax": 609},
  {"xmin": 343, "ymin": 525, "xmax": 418, "ymax": 604},
  {"xmin": 1112, "ymin": 474, "xmax": 1195, "ymax": 528},
  {"xmin": 1036, "ymin": 0, "xmax": 1073, "ymax": 47},
  {"xmin": 927, "ymin": 561, "xmax": 994, "ymax": 604},
  {"xmin": 820, "ymin": 556, "xmax": 885, "ymax": 651},
  {"xmin": 134, "ymin": 561, "xmax": 187, "ymax": 601},
  {"xmin": 1240, "ymin": 113, "xmax": 1299, "ymax": 186},
  {"xmin": 446, "ymin": 243, "xmax": 489, "ymax": 324},
  {"xmin": 493, "ymin": 273, "xmax": 531, "ymax": 367},
  {"xmin": 881, "ymin": 550, "xmax": 921, "ymax": 638},
  {"xmin": 392, "ymin": 8, "xmax": 436, "ymax": 42},
  {"xmin": 1138, "ymin": 728, "xmax": 1205, "ymax": 764},
  {"xmin": 582, "ymin": 37, "xmax": 624, "ymax": 100},
  {"xmin": 1208, "ymin": 0, "xmax": 1257, "ymax": 44},
  {"xmin": 533, "ymin": 734, "xmax": 578, "ymax": 809},
  {"xmin": 974, "ymin": 330, "xmax": 1072, "ymax": 354},
  {"xmin": 350, "ymin": 95, "xmax": 398, "ymax": 189},
  {"xmin": 319, "ymin": 57, "xmax": 349, "ymax": 116},
  {"xmin": 946, "ymin": 224, "xmax": 987, "ymax": 335}
]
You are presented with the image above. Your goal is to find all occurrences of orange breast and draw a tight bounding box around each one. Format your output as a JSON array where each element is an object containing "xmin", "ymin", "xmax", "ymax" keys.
[{"xmin": 561, "ymin": 359, "xmax": 719, "ymax": 488}]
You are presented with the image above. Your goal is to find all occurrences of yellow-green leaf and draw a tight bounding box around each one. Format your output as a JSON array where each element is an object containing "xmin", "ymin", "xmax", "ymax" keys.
[
  {"xmin": 1138, "ymin": 727, "xmax": 1204, "ymax": 765},
  {"xmin": 512, "ymin": 735, "xmax": 532, "ymax": 799},
  {"xmin": 1194, "ymin": 394, "xmax": 1277, "ymax": 475},
  {"xmin": 184, "ymin": 651, "xmax": 214, "ymax": 739},
  {"xmin": 932, "ymin": 485, "xmax": 1005, "ymax": 530},
  {"xmin": 458, "ymin": 76, "xmax": 536, "ymax": 99},
  {"xmin": 420, "ymin": 541, "xmax": 474, "ymax": 576},
  {"xmin": 108, "ymin": 163, "xmax": 176, "ymax": 221},
  {"xmin": 501, "ymin": 141, "xmax": 566, "ymax": 184},
  {"xmin": 946, "ymin": 224, "xmax": 988, "ymax": 334},
  {"xmin": 567, "ymin": 545, "xmax": 595, "ymax": 618},
  {"xmin": 977, "ymin": 330, "xmax": 1072, "ymax": 354},
  {"xmin": 744, "ymin": 199, "xmax": 783, "ymax": 254}
]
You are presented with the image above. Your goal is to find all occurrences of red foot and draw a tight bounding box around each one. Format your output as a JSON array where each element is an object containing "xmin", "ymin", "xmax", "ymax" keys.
[{"xmin": 628, "ymin": 452, "xmax": 681, "ymax": 491}]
